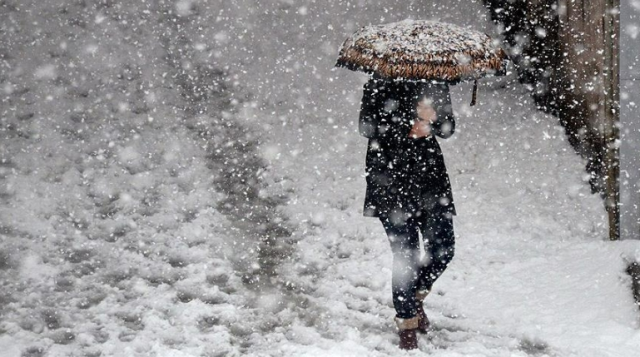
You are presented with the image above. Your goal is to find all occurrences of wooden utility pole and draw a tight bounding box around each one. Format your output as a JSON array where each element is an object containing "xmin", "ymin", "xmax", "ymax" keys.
[
  {"xmin": 557, "ymin": 0, "xmax": 620, "ymax": 240},
  {"xmin": 483, "ymin": 0, "xmax": 622, "ymax": 240},
  {"xmin": 603, "ymin": 0, "xmax": 620, "ymax": 240}
]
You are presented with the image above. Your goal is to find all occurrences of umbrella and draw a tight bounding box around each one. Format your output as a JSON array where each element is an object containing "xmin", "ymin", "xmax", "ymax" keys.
[{"xmin": 335, "ymin": 20, "xmax": 508, "ymax": 105}]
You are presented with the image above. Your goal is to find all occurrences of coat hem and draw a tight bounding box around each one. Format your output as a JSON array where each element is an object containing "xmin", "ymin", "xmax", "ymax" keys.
[{"xmin": 362, "ymin": 205, "xmax": 457, "ymax": 218}]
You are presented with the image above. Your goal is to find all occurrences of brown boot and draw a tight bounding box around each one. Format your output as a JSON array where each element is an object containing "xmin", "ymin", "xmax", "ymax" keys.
[
  {"xmin": 394, "ymin": 316, "xmax": 419, "ymax": 350},
  {"xmin": 416, "ymin": 302, "xmax": 430, "ymax": 333},
  {"xmin": 415, "ymin": 289, "xmax": 430, "ymax": 334},
  {"xmin": 416, "ymin": 289, "xmax": 430, "ymax": 301}
]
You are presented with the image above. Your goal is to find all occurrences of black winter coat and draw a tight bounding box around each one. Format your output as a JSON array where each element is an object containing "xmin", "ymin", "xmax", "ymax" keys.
[{"xmin": 359, "ymin": 76, "xmax": 457, "ymax": 219}]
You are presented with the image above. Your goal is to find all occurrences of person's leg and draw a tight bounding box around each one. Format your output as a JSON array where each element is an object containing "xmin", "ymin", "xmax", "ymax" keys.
[
  {"xmin": 417, "ymin": 211, "xmax": 455, "ymax": 293},
  {"xmin": 379, "ymin": 214, "xmax": 422, "ymax": 319}
]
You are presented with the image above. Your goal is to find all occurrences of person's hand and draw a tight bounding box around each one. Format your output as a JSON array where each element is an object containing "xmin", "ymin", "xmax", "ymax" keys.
[
  {"xmin": 408, "ymin": 119, "xmax": 431, "ymax": 139},
  {"xmin": 409, "ymin": 100, "xmax": 436, "ymax": 139}
]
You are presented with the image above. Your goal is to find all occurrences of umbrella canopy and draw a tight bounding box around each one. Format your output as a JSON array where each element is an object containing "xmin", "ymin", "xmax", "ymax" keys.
[{"xmin": 335, "ymin": 20, "xmax": 508, "ymax": 83}]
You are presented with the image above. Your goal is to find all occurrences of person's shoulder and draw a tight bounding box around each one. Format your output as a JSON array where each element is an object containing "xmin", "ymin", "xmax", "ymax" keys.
[
  {"xmin": 417, "ymin": 79, "xmax": 448, "ymax": 88},
  {"xmin": 366, "ymin": 76, "xmax": 394, "ymax": 94},
  {"xmin": 417, "ymin": 80, "xmax": 451, "ymax": 97}
]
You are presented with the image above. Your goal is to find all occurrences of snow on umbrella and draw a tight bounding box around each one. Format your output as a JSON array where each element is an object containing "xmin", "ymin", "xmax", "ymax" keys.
[{"xmin": 335, "ymin": 20, "xmax": 508, "ymax": 105}]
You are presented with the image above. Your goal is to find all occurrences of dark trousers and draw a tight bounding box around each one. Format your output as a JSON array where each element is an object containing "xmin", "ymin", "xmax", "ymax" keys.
[{"xmin": 379, "ymin": 211, "xmax": 455, "ymax": 319}]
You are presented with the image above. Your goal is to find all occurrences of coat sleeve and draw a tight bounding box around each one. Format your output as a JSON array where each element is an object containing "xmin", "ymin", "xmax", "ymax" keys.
[
  {"xmin": 428, "ymin": 83, "xmax": 456, "ymax": 139},
  {"xmin": 417, "ymin": 82, "xmax": 456, "ymax": 139},
  {"xmin": 358, "ymin": 78, "xmax": 412, "ymax": 141}
]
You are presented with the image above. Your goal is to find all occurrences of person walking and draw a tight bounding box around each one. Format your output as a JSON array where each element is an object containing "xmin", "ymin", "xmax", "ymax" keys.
[
  {"xmin": 358, "ymin": 74, "xmax": 457, "ymax": 350},
  {"xmin": 338, "ymin": 18, "xmax": 506, "ymax": 352}
]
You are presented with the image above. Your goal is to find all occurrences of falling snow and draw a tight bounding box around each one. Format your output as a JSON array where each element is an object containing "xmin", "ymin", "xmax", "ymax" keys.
[{"xmin": 0, "ymin": 1, "xmax": 639, "ymax": 357}]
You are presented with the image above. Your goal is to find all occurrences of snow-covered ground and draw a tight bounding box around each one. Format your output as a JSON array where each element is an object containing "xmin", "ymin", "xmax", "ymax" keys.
[{"xmin": 1, "ymin": 0, "xmax": 639, "ymax": 356}]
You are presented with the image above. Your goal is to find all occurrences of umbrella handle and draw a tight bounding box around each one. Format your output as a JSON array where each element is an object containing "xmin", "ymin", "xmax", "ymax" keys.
[{"xmin": 470, "ymin": 80, "xmax": 478, "ymax": 106}]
